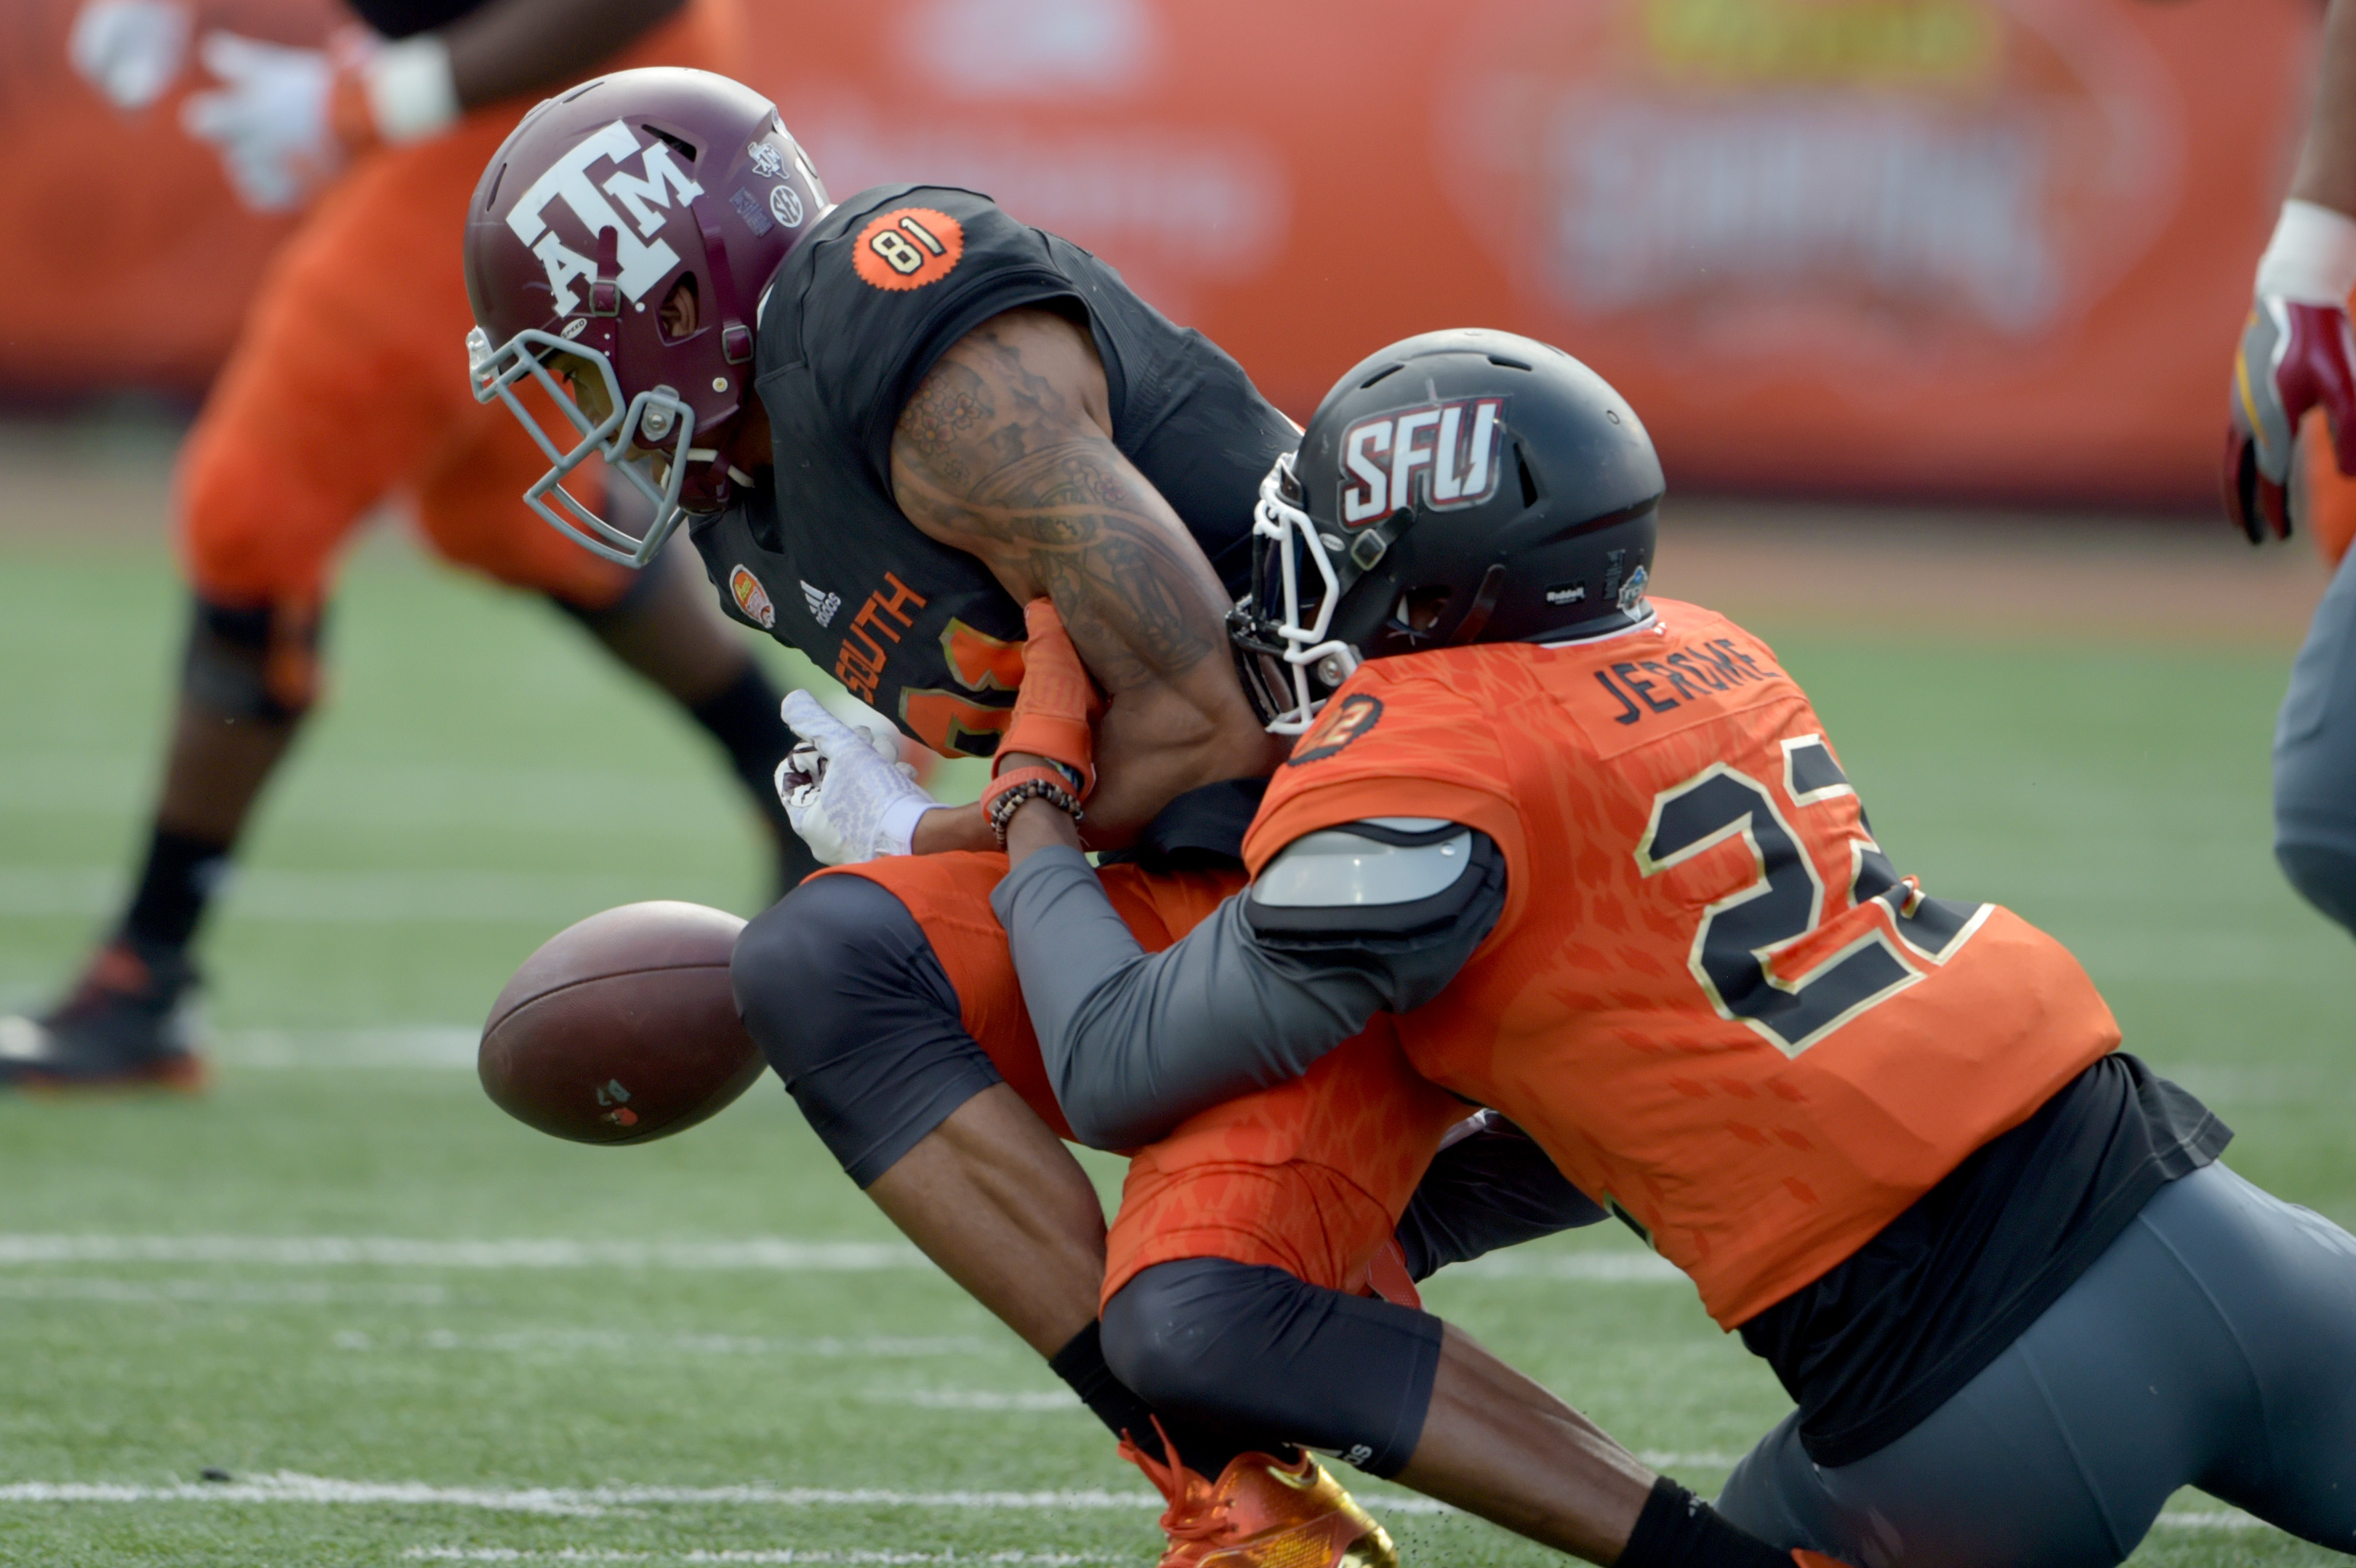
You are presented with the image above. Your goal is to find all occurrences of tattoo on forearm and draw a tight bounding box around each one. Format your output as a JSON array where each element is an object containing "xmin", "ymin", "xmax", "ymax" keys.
[{"xmin": 893, "ymin": 317, "xmax": 1221, "ymax": 692}]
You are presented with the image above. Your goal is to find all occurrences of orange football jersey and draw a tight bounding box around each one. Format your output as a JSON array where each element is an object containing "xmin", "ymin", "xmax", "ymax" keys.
[
  {"xmin": 1243, "ymin": 599, "xmax": 2121, "ymax": 1327},
  {"xmin": 1101, "ymin": 1018, "xmax": 1467, "ymax": 1306}
]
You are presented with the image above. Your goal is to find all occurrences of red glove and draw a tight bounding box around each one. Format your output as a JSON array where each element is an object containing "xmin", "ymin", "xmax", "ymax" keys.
[
  {"xmin": 1792, "ymin": 1553, "xmax": 1854, "ymax": 1568},
  {"xmin": 993, "ymin": 598, "xmax": 1103, "ymax": 796},
  {"xmin": 2225, "ymin": 295, "xmax": 2356, "ymax": 544}
]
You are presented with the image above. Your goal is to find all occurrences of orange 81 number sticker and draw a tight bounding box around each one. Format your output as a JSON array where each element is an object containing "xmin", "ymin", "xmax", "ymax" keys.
[{"xmin": 853, "ymin": 207, "xmax": 965, "ymax": 292}]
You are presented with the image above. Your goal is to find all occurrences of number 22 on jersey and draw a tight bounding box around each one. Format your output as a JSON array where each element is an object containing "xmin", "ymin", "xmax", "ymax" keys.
[{"xmin": 1635, "ymin": 733, "xmax": 1991, "ymax": 1057}]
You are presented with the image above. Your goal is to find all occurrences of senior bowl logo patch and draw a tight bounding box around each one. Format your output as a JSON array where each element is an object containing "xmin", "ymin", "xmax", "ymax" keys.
[
  {"xmin": 729, "ymin": 565, "xmax": 777, "ymax": 629},
  {"xmin": 853, "ymin": 208, "xmax": 964, "ymax": 292}
]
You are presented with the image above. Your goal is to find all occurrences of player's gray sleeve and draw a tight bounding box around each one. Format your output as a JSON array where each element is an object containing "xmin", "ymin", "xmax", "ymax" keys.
[
  {"xmin": 2274, "ymin": 541, "xmax": 2356, "ymax": 936},
  {"xmin": 1716, "ymin": 1162, "xmax": 2356, "ymax": 1567},
  {"xmin": 989, "ymin": 822, "xmax": 1505, "ymax": 1151}
]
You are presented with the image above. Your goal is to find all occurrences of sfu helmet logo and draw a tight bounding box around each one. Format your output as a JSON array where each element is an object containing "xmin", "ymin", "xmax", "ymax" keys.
[
  {"xmin": 505, "ymin": 121, "xmax": 705, "ymax": 316},
  {"xmin": 1338, "ymin": 398, "xmax": 1505, "ymax": 526}
]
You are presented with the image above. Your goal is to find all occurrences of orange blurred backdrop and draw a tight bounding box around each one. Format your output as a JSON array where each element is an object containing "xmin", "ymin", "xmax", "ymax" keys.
[{"xmin": 0, "ymin": 0, "xmax": 2321, "ymax": 504}]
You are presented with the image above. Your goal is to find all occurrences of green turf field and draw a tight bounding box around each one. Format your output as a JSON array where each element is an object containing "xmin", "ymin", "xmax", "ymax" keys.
[{"xmin": 2, "ymin": 523, "xmax": 2352, "ymax": 1567}]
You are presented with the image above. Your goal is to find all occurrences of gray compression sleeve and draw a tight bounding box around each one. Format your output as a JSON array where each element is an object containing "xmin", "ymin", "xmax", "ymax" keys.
[
  {"xmin": 992, "ymin": 846, "xmax": 1384, "ymax": 1149},
  {"xmin": 990, "ymin": 839, "xmax": 1503, "ymax": 1150}
]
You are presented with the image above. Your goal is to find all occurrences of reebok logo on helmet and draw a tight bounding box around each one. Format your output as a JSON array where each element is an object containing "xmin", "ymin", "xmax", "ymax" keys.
[
  {"xmin": 1338, "ymin": 398, "xmax": 1505, "ymax": 526},
  {"xmin": 504, "ymin": 121, "xmax": 704, "ymax": 316}
]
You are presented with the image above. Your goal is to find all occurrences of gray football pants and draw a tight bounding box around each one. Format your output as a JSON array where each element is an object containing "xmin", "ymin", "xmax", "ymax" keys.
[
  {"xmin": 2276, "ymin": 539, "xmax": 2356, "ymax": 936},
  {"xmin": 1716, "ymin": 1163, "xmax": 2356, "ymax": 1567}
]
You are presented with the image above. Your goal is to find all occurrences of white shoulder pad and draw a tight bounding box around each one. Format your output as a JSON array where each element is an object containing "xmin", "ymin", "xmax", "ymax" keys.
[{"xmin": 1251, "ymin": 818, "xmax": 1474, "ymax": 908}]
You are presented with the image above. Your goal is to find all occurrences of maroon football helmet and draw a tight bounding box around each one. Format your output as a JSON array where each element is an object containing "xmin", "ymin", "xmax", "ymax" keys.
[{"xmin": 463, "ymin": 68, "xmax": 828, "ymax": 566}]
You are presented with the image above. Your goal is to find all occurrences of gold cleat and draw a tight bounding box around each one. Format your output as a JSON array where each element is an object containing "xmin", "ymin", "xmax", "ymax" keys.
[{"xmin": 1119, "ymin": 1424, "xmax": 1400, "ymax": 1568}]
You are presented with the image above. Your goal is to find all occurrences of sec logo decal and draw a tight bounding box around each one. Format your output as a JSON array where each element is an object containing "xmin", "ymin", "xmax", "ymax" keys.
[
  {"xmin": 1287, "ymin": 693, "xmax": 1384, "ymax": 766},
  {"xmin": 854, "ymin": 208, "xmax": 964, "ymax": 292}
]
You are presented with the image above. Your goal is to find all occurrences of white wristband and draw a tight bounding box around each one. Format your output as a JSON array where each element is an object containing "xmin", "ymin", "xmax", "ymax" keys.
[
  {"xmin": 2256, "ymin": 198, "xmax": 2356, "ymax": 306},
  {"xmin": 363, "ymin": 33, "xmax": 458, "ymax": 145},
  {"xmin": 877, "ymin": 795, "xmax": 951, "ymax": 858}
]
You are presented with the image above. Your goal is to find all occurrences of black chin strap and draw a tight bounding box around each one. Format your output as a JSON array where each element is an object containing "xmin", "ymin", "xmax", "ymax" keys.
[{"xmin": 1451, "ymin": 563, "xmax": 1510, "ymax": 644}]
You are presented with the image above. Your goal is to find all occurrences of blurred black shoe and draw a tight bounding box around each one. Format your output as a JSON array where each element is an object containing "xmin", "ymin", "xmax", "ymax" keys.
[{"xmin": 0, "ymin": 937, "xmax": 206, "ymax": 1091}]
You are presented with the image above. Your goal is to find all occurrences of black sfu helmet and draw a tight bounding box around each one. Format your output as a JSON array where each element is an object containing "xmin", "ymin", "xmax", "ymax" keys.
[{"xmin": 1231, "ymin": 329, "xmax": 1666, "ymax": 732}]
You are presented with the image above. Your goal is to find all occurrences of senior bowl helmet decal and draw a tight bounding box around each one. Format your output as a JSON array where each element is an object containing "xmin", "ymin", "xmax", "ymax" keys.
[
  {"xmin": 463, "ymin": 68, "xmax": 828, "ymax": 566},
  {"xmin": 1231, "ymin": 329, "xmax": 1666, "ymax": 731}
]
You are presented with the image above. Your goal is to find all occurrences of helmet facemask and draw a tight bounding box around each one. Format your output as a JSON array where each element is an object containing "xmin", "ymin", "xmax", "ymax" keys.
[
  {"xmin": 1229, "ymin": 454, "xmax": 1362, "ymax": 733},
  {"xmin": 467, "ymin": 322, "xmax": 704, "ymax": 566}
]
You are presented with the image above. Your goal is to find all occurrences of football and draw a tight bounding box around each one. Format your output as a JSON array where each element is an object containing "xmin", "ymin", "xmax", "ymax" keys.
[{"xmin": 479, "ymin": 901, "xmax": 765, "ymax": 1146}]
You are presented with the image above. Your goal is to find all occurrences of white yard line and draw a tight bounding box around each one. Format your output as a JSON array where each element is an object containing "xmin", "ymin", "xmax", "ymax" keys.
[
  {"xmin": 0, "ymin": 1475, "xmax": 1153, "ymax": 1517},
  {"xmin": 404, "ymin": 1551, "xmax": 1116, "ymax": 1564},
  {"xmin": 0, "ymin": 1276, "xmax": 449, "ymax": 1306},
  {"xmin": 872, "ymin": 1391, "xmax": 1080, "ymax": 1412},
  {"xmin": 0, "ymin": 1236, "xmax": 927, "ymax": 1271},
  {"xmin": 0, "ymin": 867, "xmax": 731, "ymax": 925},
  {"xmin": 0, "ymin": 1471, "xmax": 1446, "ymax": 1517},
  {"xmin": 330, "ymin": 1329, "xmax": 992, "ymax": 1360},
  {"xmin": 214, "ymin": 1028, "xmax": 481, "ymax": 1070},
  {"xmin": 0, "ymin": 1471, "xmax": 2274, "ymax": 1534},
  {"xmin": 0, "ymin": 1234, "xmax": 1698, "ymax": 1286}
]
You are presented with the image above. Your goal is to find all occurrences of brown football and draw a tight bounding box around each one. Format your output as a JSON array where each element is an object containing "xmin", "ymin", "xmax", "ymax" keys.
[{"xmin": 479, "ymin": 901, "xmax": 765, "ymax": 1146}]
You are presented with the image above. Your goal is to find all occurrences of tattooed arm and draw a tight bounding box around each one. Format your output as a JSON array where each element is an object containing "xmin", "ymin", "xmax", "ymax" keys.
[{"xmin": 891, "ymin": 306, "xmax": 1287, "ymax": 847}]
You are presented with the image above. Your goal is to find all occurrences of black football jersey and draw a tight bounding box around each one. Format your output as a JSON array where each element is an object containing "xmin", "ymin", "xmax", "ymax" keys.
[
  {"xmin": 345, "ymin": 0, "xmax": 478, "ymax": 39},
  {"xmin": 688, "ymin": 183, "xmax": 1296, "ymax": 760}
]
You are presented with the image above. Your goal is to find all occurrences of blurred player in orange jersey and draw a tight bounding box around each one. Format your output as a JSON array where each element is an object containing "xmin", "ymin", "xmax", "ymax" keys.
[
  {"xmin": 1000, "ymin": 334, "xmax": 2356, "ymax": 1567},
  {"xmin": 0, "ymin": 0, "xmax": 827, "ymax": 1090},
  {"xmin": 2224, "ymin": 0, "xmax": 2356, "ymax": 940}
]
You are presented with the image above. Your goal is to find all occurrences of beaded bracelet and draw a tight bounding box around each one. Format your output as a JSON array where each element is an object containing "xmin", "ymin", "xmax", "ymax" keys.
[{"xmin": 985, "ymin": 768, "xmax": 1084, "ymax": 847}]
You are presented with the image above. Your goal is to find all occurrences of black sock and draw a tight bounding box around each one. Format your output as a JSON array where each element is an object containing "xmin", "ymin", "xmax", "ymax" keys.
[
  {"xmin": 1618, "ymin": 1476, "xmax": 1791, "ymax": 1568},
  {"xmin": 1047, "ymin": 1322, "xmax": 1282, "ymax": 1480},
  {"xmin": 121, "ymin": 827, "xmax": 233, "ymax": 952},
  {"xmin": 686, "ymin": 664, "xmax": 820, "ymax": 890}
]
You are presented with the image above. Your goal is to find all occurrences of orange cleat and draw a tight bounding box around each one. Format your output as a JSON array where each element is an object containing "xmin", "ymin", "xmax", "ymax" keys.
[{"xmin": 1119, "ymin": 1424, "xmax": 1399, "ymax": 1568}]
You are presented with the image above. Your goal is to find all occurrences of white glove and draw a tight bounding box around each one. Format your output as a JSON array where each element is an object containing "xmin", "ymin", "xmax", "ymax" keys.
[
  {"xmin": 70, "ymin": 0, "xmax": 191, "ymax": 110},
  {"xmin": 180, "ymin": 31, "xmax": 335, "ymax": 212},
  {"xmin": 776, "ymin": 691, "xmax": 945, "ymax": 864}
]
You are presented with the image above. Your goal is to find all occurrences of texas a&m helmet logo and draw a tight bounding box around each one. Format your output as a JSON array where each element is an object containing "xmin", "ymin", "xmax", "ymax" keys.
[
  {"xmin": 504, "ymin": 121, "xmax": 704, "ymax": 316},
  {"xmin": 1339, "ymin": 398, "xmax": 1505, "ymax": 526}
]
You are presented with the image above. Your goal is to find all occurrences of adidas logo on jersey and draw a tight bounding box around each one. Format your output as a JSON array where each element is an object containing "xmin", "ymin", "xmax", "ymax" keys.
[
  {"xmin": 1339, "ymin": 397, "xmax": 1506, "ymax": 526},
  {"xmin": 803, "ymin": 581, "xmax": 843, "ymax": 627}
]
